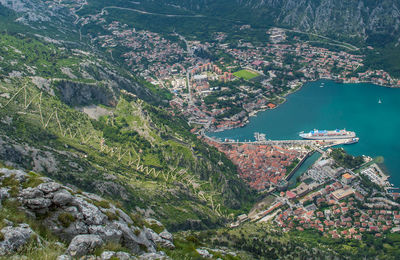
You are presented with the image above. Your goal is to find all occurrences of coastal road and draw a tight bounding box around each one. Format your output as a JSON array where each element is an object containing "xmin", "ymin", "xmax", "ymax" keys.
[
  {"xmin": 100, "ymin": 6, "xmax": 205, "ymax": 18},
  {"xmin": 282, "ymin": 28, "xmax": 360, "ymax": 51}
]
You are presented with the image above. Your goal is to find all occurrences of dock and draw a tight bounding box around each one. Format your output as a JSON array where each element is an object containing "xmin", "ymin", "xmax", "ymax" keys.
[{"xmin": 203, "ymin": 134, "xmax": 358, "ymax": 149}]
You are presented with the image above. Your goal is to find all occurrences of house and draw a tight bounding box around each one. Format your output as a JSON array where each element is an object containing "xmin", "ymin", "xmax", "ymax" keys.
[{"xmin": 342, "ymin": 173, "xmax": 355, "ymax": 184}]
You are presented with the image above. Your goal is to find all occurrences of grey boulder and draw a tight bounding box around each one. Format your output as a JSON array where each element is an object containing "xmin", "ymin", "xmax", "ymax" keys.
[
  {"xmin": 88, "ymin": 224, "xmax": 122, "ymax": 243},
  {"xmin": 0, "ymin": 224, "xmax": 34, "ymax": 255},
  {"xmin": 138, "ymin": 252, "xmax": 169, "ymax": 260},
  {"xmin": 67, "ymin": 234, "xmax": 103, "ymax": 257},
  {"xmin": 146, "ymin": 229, "xmax": 175, "ymax": 250},
  {"xmin": 37, "ymin": 182, "xmax": 62, "ymax": 193},
  {"xmin": 52, "ymin": 189, "xmax": 73, "ymax": 206},
  {"xmin": 72, "ymin": 197, "xmax": 107, "ymax": 225}
]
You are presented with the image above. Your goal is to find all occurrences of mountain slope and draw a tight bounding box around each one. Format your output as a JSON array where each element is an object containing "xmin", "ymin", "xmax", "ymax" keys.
[
  {"xmin": 0, "ymin": 166, "xmax": 174, "ymax": 258},
  {"xmin": 0, "ymin": 29, "xmax": 254, "ymax": 232},
  {"xmin": 138, "ymin": 0, "xmax": 400, "ymax": 45}
]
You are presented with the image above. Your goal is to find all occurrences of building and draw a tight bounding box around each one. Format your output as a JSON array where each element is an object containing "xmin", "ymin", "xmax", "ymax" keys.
[
  {"xmin": 332, "ymin": 188, "xmax": 354, "ymax": 201},
  {"xmin": 292, "ymin": 183, "xmax": 310, "ymax": 197},
  {"xmin": 193, "ymin": 74, "xmax": 208, "ymax": 82},
  {"xmin": 342, "ymin": 173, "xmax": 355, "ymax": 185}
]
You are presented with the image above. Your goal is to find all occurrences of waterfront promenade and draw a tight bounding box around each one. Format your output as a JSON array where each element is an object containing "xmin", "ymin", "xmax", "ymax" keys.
[{"xmin": 203, "ymin": 134, "xmax": 356, "ymax": 149}]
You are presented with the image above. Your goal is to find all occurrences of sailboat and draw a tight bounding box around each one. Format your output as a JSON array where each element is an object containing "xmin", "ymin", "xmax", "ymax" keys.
[{"xmin": 378, "ymin": 98, "xmax": 382, "ymax": 104}]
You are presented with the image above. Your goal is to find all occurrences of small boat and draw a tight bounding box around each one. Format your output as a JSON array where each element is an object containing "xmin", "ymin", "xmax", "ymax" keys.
[{"xmin": 378, "ymin": 98, "xmax": 382, "ymax": 104}]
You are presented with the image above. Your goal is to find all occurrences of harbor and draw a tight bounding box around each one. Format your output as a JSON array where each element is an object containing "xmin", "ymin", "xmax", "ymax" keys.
[
  {"xmin": 209, "ymin": 80, "xmax": 400, "ymax": 188},
  {"xmin": 203, "ymin": 128, "xmax": 359, "ymax": 191}
]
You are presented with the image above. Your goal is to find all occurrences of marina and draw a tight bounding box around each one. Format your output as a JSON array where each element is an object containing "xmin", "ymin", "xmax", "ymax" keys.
[{"xmin": 209, "ymin": 80, "xmax": 400, "ymax": 187}]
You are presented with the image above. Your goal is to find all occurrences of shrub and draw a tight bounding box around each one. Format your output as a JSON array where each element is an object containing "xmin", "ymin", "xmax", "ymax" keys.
[
  {"xmin": 185, "ymin": 235, "xmax": 200, "ymax": 244},
  {"xmin": 2, "ymin": 174, "xmax": 19, "ymax": 188},
  {"xmin": 139, "ymin": 243, "xmax": 148, "ymax": 252},
  {"xmin": 134, "ymin": 229, "xmax": 141, "ymax": 236},
  {"xmin": 23, "ymin": 172, "xmax": 44, "ymax": 189},
  {"xmin": 105, "ymin": 210, "xmax": 119, "ymax": 221},
  {"xmin": 130, "ymin": 213, "xmax": 145, "ymax": 228},
  {"xmin": 94, "ymin": 241, "xmax": 130, "ymax": 256},
  {"xmin": 93, "ymin": 200, "xmax": 111, "ymax": 209},
  {"xmin": 57, "ymin": 212, "xmax": 75, "ymax": 228},
  {"xmin": 2, "ymin": 199, "xmax": 26, "ymax": 224},
  {"xmin": 9, "ymin": 186, "xmax": 19, "ymax": 197},
  {"xmin": 145, "ymin": 223, "xmax": 164, "ymax": 234}
]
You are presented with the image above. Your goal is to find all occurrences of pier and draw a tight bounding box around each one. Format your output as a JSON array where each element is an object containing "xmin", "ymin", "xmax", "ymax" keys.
[{"xmin": 203, "ymin": 134, "xmax": 357, "ymax": 149}]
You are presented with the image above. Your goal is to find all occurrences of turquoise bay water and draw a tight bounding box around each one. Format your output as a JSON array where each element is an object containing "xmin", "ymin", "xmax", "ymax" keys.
[
  {"xmin": 210, "ymin": 80, "xmax": 400, "ymax": 186},
  {"xmin": 288, "ymin": 152, "xmax": 321, "ymax": 188}
]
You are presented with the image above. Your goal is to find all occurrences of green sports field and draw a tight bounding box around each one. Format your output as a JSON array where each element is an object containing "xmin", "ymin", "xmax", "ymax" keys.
[{"xmin": 233, "ymin": 69, "xmax": 260, "ymax": 80}]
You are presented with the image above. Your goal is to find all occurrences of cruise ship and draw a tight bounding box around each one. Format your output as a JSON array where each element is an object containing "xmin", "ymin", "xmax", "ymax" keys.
[{"xmin": 299, "ymin": 129, "xmax": 356, "ymax": 140}]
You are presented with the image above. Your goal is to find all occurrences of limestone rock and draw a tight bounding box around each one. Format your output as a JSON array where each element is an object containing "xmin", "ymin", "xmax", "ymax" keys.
[
  {"xmin": 115, "ymin": 251, "xmax": 133, "ymax": 260},
  {"xmin": 0, "ymin": 188, "xmax": 10, "ymax": 201},
  {"xmin": 52, "ymin": 189, "xmax": 73, "ymax": 206},
  {"xmin": 67, "ymin": 234, "xmax": 103, "ymax": 257},
  {"xmin": 72, "ymin": 197, "xmax": 107, "ymax": 225},
  {"xmin": 37, "ymin": 182, "xmax": 62, "ymax": 193},
  {"xmin": 61, "ymin": 221, "xmax": 89, "ymax": 241},
  {"xmin": 88, "ymin": 224, "xmax": 122, "ymax": 243},
  {"xmin": 0, "ymin": 167, "xmax": 174, "ymax": 258},
  {"xmin": 57, "ymin": 255, "xmax": 72, "ymax": 260},
  {"xmin": 0, "ymin": 224, "xmax": 34, "ymax": 255},
  {"xmin": 113, "ymin": 222, "xmax": 156, "ymax": 254},
  {"xmin": 159, "ymin": 231, "xmax": 173, "ymax": 242},
  {"xmin": 19, "ymin": 187, "xmax": 43, "ymax": 199},
  {"xmin": 196, "ymin": 248, "xmax": 213, "ymax": 258},
  {"xmin": 99, "ymin": 250, "xmax": 134, "ymax": 260},
  {"xmin": 116, "ymin": 208, "xmax": 133, "ymax": 225},
  {"xmin": 100, "ymin": 251, "xmax": 115, "ymax": 260},
  {"xmin": 24, "ymin": 197, "xmax": 52, "ymax": 210},
  {"xmin": 144, "ymin": 218, "xmax": 163, "ymax": 228},
  {"xmin": 0, "ymin": 168, "xmax": 27, "ymax": 183},
  {"xmin": 146, "ymin": 228, "xmax": 174, "ymax": 250},
  {"xmin": 138, "ymin": 252, "xmax": 169, "ymax": 260}
]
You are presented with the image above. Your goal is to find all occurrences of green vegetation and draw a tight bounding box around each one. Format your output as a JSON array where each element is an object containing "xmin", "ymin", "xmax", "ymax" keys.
[
  {"xmin": 285, "ymin": 158, "xmax": 300, "ymax": 175},
  {"xmin": 233, "ymin": 69, "xmax": 259, "ymax": 80},
  {"xmin": 23, "ymin": 172, "xmax": 44, "ymax": 189},
  {"xmin": 93, "ymin": 200, "xmax": 111, "ymax": 209},
  {"xmin": 2, "ymin": 3, "xmax": 399, "ymax": 259},
  {"xmin": 288, "ymin": 229, "xmax": 400, "ymax": 259},
  {"xmin": 105, "ymin": 211, "xmax": 119, "ymax": 221},
  {"xmin": 164, "ymin": 234, "xmax": 245, "ymax": 259},
  {"xmin": 182, "ymin": 223, "xmax": 336, "ymax": 259},
  {"xmin": 364, "ymin": 43, "xmax": 400, "ymax": 78},
  {"xmin": 0, "ymin": 56, "xmax": 254, "ymax": 233},
  {"xmin": 57, "ymin": 212, "xmax": 75, "ymax": 228},
  {"xmin": 130, "ymin": 213, "xmax": 145, "ymax": 229},
  {"xmin": 331, "ymin": 148, "xmax": 364, "ymax": 169},
  {"xmin": 144, "ymin": 220, "xmax": 164, "ymax": 234},
  {"xmin": 93, "ymin": 241, "xmax": 130, "ymax": 257},
  {"xmin": 0, "ymin": 197, "xmax": 66, "ymax": 259},
  {"xmin": 174, "ymin": 222, "xmax": 400, "ymax": 259}
]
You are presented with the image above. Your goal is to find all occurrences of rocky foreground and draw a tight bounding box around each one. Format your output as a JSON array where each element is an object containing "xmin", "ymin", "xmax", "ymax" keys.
[{"xmin": 0, "ymin": 167, "xmax": 175, "ymax": 259}]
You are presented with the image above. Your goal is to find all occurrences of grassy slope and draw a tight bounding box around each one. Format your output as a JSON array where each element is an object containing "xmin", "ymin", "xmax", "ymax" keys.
[
  {"xmin": 173, "ymin": 222, "xmax": 400, "ymax": 259},
  {"xmin": 0, "ymin": 32, "xmax": 254, "ymax": 231}
]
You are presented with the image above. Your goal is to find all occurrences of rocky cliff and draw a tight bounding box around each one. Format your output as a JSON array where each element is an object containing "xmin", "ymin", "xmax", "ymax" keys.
[
  {"xmin": 0, "ymin": 167, "xmax": 174, "ymax": 259},
  {"xmin": 143, "ymin": 0, "xmax": 400, "ymax": 44}
]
